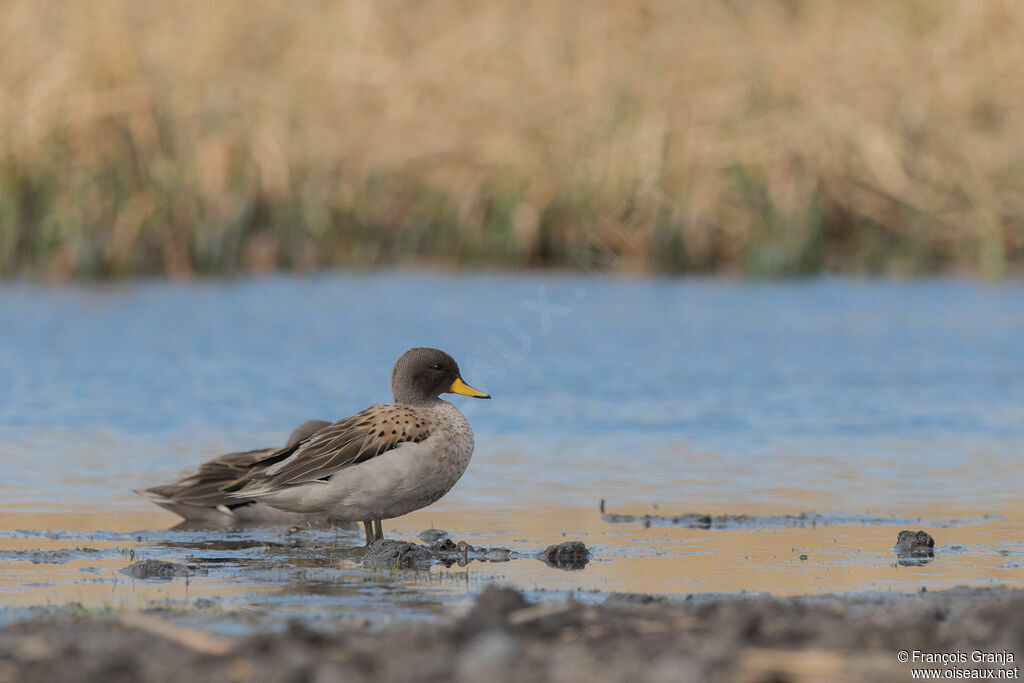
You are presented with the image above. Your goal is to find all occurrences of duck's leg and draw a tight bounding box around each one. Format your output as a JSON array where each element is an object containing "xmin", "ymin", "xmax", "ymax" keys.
[
  {"xmin": 374, "ymin": 518, "xmax": 384, "ymax": 541},
  {"xmin": 362, "ymin": 520, "xmax": 374, "ymax": 546}
]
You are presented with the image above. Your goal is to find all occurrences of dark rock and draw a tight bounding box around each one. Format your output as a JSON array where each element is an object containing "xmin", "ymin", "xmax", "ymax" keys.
[
  {"xmin": 120, "ymin": 559, "xmax": 205, "ymax": 579},
  {"xmin": 896, "ymin": 530, "xmax": 935, "ymax": 558},
  {"xmin": 536, "ymin": 541, "xmax": 590, "ymax": 570},
  {"xmin": 456, "ymin": 541, "xmax": 475, "ymax": 553},
  {"xmin": 361, "ymin": 540, "xmax": 433, "ymax": 570},
  {"xmin": 418, "ymin": 528, "xmax": 449, "ymax": 543}
]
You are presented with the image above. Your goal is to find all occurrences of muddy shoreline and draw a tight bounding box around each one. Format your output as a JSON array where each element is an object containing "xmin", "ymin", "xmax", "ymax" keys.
[
  {"xmin": 3, "ymin": 584, "xmax": 1022, "ymax": 683},
  {"xmin": 4, "ymin": 518, "xmax": 1023, "ymax": 680}
]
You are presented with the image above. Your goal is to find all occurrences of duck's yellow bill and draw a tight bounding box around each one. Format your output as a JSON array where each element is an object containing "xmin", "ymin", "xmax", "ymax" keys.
[{"xmin": 448, "ymin": 377, "xmax": 490, "ymax": 399}]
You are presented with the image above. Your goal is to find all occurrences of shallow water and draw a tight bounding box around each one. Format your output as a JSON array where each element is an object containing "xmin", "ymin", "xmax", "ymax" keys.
[{"xmin": 1, "ymin": 273, "xmax": 1023, "ymax": 628}]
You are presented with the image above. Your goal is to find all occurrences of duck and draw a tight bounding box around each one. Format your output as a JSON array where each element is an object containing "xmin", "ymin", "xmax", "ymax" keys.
[
  {"xmin": 137, "ymin": 420, "xmax": 336, "ymax": 526},
  {"xmin": 225, "ymin": 347, "xmax": 489, "ymax": 545}
]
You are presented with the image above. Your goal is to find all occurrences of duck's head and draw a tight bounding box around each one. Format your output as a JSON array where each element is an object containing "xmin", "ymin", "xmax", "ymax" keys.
[{"xmin": 392, "ymin": 347, "xmax": 490, "ymax": 405}]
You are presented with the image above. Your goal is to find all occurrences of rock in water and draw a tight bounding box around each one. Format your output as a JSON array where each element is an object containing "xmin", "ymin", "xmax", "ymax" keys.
[
  {"xmin": 895, "ymin": 530, "xmax": 935, "ymax": 558},
  {"xmin": 537, "ymin": 541, "xmax": 591, "ymax": 569}
]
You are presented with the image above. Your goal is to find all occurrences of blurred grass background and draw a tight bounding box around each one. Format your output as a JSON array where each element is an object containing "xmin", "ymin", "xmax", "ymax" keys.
[{"xmin": 1, "ymin": 0, "xmax": 1023, "ymax": 279}]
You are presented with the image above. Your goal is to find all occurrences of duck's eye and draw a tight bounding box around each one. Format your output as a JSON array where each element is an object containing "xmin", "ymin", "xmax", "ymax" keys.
[{"xmin": 430, "ymin": 364, "xmax": 445, "ymax": 371}]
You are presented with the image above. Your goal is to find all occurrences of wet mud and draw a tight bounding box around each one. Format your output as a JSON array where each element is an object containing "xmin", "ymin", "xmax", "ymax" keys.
[
  {"xmin": 360, "ymin": 540, "xmax": 435, "ymax": 571},
  {"xmin": 601, "ymin": 511, "xmax": 998, "ymax": 530},
  {"xmin": 105, "ymin": 532, "xmax": 584, "ymax": 585},
  {"xmin": 430, "ymin": 539, "xmax": 516, "ymax": 566},
  {"xmin": 418, "ymin": 528, "xmax": 449, "ymax": 543},
  {"xmin": 4, "ymin": 508, "xmax": 1023, "ymax": 641},
  {"xmin": 0, "ymin": 549, "xmax": 101, "ymax": 565},
  {"xmin": 358, "ymin": 537, "xmax": 577, "ymax": 571},
  {"xmin": 120, "ymin": 559, "xmax": 207, "ymax": 580},
  {"xmin": 2, "ymin": 584, "xmax": 1022, "ymax": 683}
]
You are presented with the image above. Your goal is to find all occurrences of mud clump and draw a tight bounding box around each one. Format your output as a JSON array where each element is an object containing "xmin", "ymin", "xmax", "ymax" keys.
[
  {"xmin": 896, "ymin": 530, "xmax": 935, "ymax": 558},
  {"xmin": 431, "ymin": 538, "xmax": 458, "ymax": 552},
  {"xmin": 120, "ymin": 559, "xmax": 206, "ymax": 579},
  {"xmin": 537, "ymin": 541, "xmax": 590, "ymax": 570},
  {"xmin": 431, "ymin": 539, "xmax": 513, "ymax": 566},
  {"xmin": 418, "ymin": 528, "xmax": 448, "ymax": 543},
  {"xmin": 361, "ymin": 540, "xmax": 434, "ymax": 570}
]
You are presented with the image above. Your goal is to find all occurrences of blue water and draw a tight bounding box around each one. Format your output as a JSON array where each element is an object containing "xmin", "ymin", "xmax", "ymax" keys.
[{"xmin": 1, "ymin": 273, "xmax": 1022, "ymax": 513}]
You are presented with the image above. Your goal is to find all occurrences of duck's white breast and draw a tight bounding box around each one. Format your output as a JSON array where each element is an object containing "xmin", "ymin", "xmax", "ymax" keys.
[{"xmin": 262, "ymin": 400, "xmax": 475, "ymax": 521}]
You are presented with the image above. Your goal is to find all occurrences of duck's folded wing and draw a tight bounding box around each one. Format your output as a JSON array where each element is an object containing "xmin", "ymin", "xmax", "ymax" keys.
[
  {"xmin": 138, "ymin": 448, "xmax": 277, "ymax": 507},
  {"xmin": 232, "ymin": 404, "xmax": 434, "ymax": 493}
]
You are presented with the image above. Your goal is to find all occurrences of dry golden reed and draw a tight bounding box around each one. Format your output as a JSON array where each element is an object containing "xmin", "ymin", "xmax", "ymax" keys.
[{"xmin": 1, "ymin": 0, "xmax": 1022, "ymax": 278}]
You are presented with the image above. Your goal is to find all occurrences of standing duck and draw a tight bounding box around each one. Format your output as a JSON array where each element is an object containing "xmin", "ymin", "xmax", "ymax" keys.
[{"xmin": 227, "ymin": 347, "xmax": 489, "ymax": 544}]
